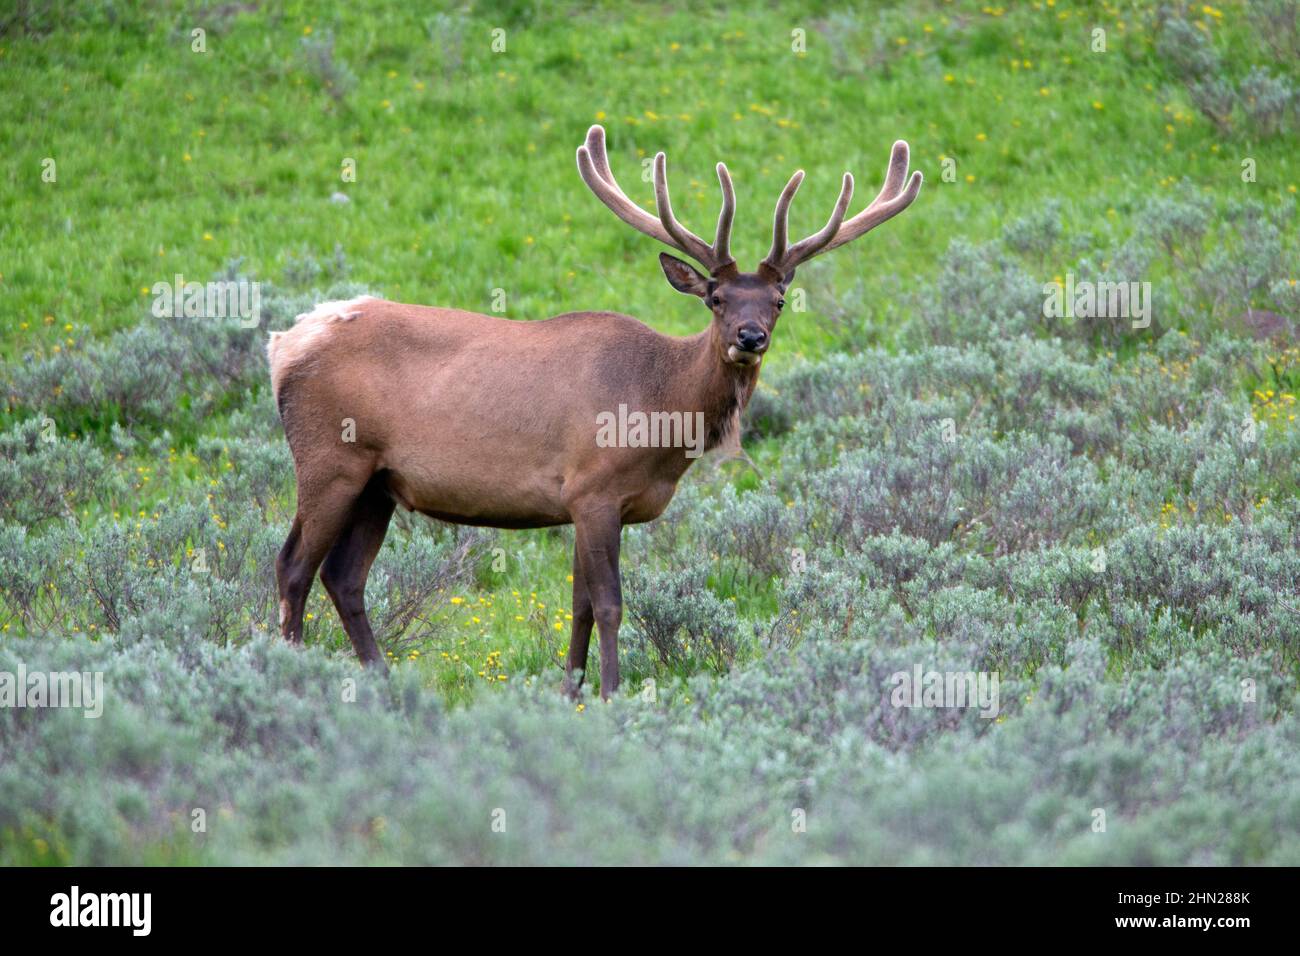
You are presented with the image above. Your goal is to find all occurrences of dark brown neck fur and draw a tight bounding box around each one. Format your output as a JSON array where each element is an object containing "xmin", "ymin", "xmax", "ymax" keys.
[{"xmin": 683, "ymin": 329, "xmax": 761, "ymax": 453}]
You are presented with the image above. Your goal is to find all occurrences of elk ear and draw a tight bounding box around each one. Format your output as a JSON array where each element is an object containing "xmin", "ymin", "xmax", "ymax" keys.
[{"xmin": 659, "ymin": 253, "xmax": 710, "ymax": 298}]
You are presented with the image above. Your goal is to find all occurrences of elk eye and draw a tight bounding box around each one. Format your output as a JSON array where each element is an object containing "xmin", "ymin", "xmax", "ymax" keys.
[
  {"xmin": 777, "ymin": 299, "xmax": 785, "ymax": 310},
  {"xmin": 710, "ymin": 295, "xmax": 722, "ymax": 307}
]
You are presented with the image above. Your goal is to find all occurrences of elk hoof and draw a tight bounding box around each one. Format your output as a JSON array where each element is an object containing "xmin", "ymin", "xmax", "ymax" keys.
[{"xmin": 562, "ymin": 672, "xmax": 585, "ymax": 701}]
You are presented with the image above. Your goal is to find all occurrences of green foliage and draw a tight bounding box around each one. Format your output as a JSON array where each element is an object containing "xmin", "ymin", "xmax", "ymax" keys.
[
  {"xmin": 622, "ymin": 561, "xmax": 742, "ymax": 674},
  {"xmin": 1156, "ymin": 4, "xmax": 1297, "ymax": 135},
  {"xmin": 0, "ymin": 419, "xmax": 124, "ymax": 526},
  {"xmin": 1, "ymin": 628, "xmax": 1296, "ymax": 865}
]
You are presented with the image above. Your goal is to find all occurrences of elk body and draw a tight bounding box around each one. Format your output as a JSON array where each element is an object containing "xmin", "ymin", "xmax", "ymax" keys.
[{"xmin": 268, "ymin": 126, "xmax": 921, "ymax": 697}]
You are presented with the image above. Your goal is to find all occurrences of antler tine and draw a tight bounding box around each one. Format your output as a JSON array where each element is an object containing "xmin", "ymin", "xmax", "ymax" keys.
[
  {"xmin": 576, "ymin": 126, "xmax": 676, "ymax": 248},
  {"xmin": 784, "ymin": 172, "xmax": 855, "ymax": 265},
  {"xmin": 584, "ymin": 124, "xmax": 616, "ymax": 184},
  {"xmin": 652, "ymin": 152, "xmax": 727, "ymax": 271},
  {"xmin": 870, "ymin": 140, "xmax": 911, "ymax": 207},
  {"xmin": 767, "ymin": 140, "xmax": 923, "ymax": 272},
  {"xmin": 761, "ymin": 170, "xmax": 805, "ymax": 271},
  {"xmin": 822, "ymin": 141, "xmax": 923, "ymax": 254},
  {"xmin": 714, "ymin": 162, "xmax": 736, "ymax": 266}
]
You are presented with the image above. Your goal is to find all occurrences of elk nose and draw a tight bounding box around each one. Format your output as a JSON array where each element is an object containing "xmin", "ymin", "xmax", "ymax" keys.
[{"xmin": 737, "ymin": 326, "xmax": 768, "ymax": 352}]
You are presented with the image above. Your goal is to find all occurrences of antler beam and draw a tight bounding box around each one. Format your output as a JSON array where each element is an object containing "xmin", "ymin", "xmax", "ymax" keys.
[{"xmin": 761, "ymin": 140, "xmax": 923, "ymax": 276}]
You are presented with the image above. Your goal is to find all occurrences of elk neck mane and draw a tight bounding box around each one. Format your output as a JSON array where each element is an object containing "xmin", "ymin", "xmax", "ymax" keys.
[{"xmin": 681, "ymin": 329, "xmax": 761, "ymax": 457}]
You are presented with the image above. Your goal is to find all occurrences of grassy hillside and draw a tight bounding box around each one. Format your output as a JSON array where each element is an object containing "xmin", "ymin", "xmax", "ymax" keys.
[
  {"xmin": 2, "ymin": 0, "xmax": 1299, "ymax": 864},
  {"xmin": 5, "ymin": 0, "xmax": 1294, "ymax": 359}
]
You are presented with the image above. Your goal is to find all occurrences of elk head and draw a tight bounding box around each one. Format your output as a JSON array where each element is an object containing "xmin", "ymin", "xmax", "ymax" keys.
[{"xmin": 576, "ymin": 125, "xmax": 923, "ymax": 368}]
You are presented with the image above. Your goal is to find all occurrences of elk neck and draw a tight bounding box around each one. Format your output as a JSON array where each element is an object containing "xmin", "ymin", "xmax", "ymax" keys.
[{"xmin": 677, "ymin": 326, "xmax": 762, "ymax": 454}]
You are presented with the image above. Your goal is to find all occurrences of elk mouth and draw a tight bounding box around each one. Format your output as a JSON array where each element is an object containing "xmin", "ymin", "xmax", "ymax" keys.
[{"xmin": 726, "ymin": 345, "xmax": 764, "ymax": 367}]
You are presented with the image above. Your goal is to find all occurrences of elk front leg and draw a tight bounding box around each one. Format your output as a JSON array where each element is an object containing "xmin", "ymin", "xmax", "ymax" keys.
[
  {"xmin": 572, "ymin": 506, "xmax": 623, "ymax": 700},
  {"xmin": 564, "ymin": 540, "xmax": 595, "ymax": 697}
]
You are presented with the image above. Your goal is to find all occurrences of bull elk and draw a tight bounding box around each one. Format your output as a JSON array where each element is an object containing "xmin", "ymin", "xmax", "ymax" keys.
[{"xmin": 267, "ymin": 125, "xmax": 922, "ymax": 697}]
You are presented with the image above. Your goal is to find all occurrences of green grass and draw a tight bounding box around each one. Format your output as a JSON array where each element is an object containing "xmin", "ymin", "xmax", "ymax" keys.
[{"xmin": 4, "ymin": 0, "xmax": 1294, "ymax": 365}]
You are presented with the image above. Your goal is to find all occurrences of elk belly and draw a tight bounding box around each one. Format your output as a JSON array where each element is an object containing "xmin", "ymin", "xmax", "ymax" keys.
[{"xmin": 383, "ymin": 467, "xmax": 567, "ymax": 529}]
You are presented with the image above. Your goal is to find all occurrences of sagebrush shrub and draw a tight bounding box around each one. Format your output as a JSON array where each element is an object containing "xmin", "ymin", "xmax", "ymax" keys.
[{"xmin": 622, "ymin": 560, "xmax": 741, "ymax": 673}]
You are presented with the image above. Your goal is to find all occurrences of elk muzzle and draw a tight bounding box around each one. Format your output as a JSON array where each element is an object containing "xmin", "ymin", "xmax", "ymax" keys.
[{"xmin": 728, "ymin": 325, "xmax": 768, "ymax": 365}]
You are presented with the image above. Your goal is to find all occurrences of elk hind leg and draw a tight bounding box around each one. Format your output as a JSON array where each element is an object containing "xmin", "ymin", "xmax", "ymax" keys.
[
  {"xmin": 320, "ymin": 475, "xmax": 395, "ymax": 670},
  {"xmin": 276, "ymin": 475, "xmax": 369, "ymax": 647}
]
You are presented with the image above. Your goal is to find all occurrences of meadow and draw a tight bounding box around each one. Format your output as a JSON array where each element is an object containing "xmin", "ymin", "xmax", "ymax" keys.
[{"xmin": 1, "ymin": 0, "xmax": 1299, "ymax": 864}]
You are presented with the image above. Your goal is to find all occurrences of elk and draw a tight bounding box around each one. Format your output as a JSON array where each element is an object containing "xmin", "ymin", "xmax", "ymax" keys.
[{"xmin": 267, "ymin": 125, "xmax": 921, "ymax": 697}]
